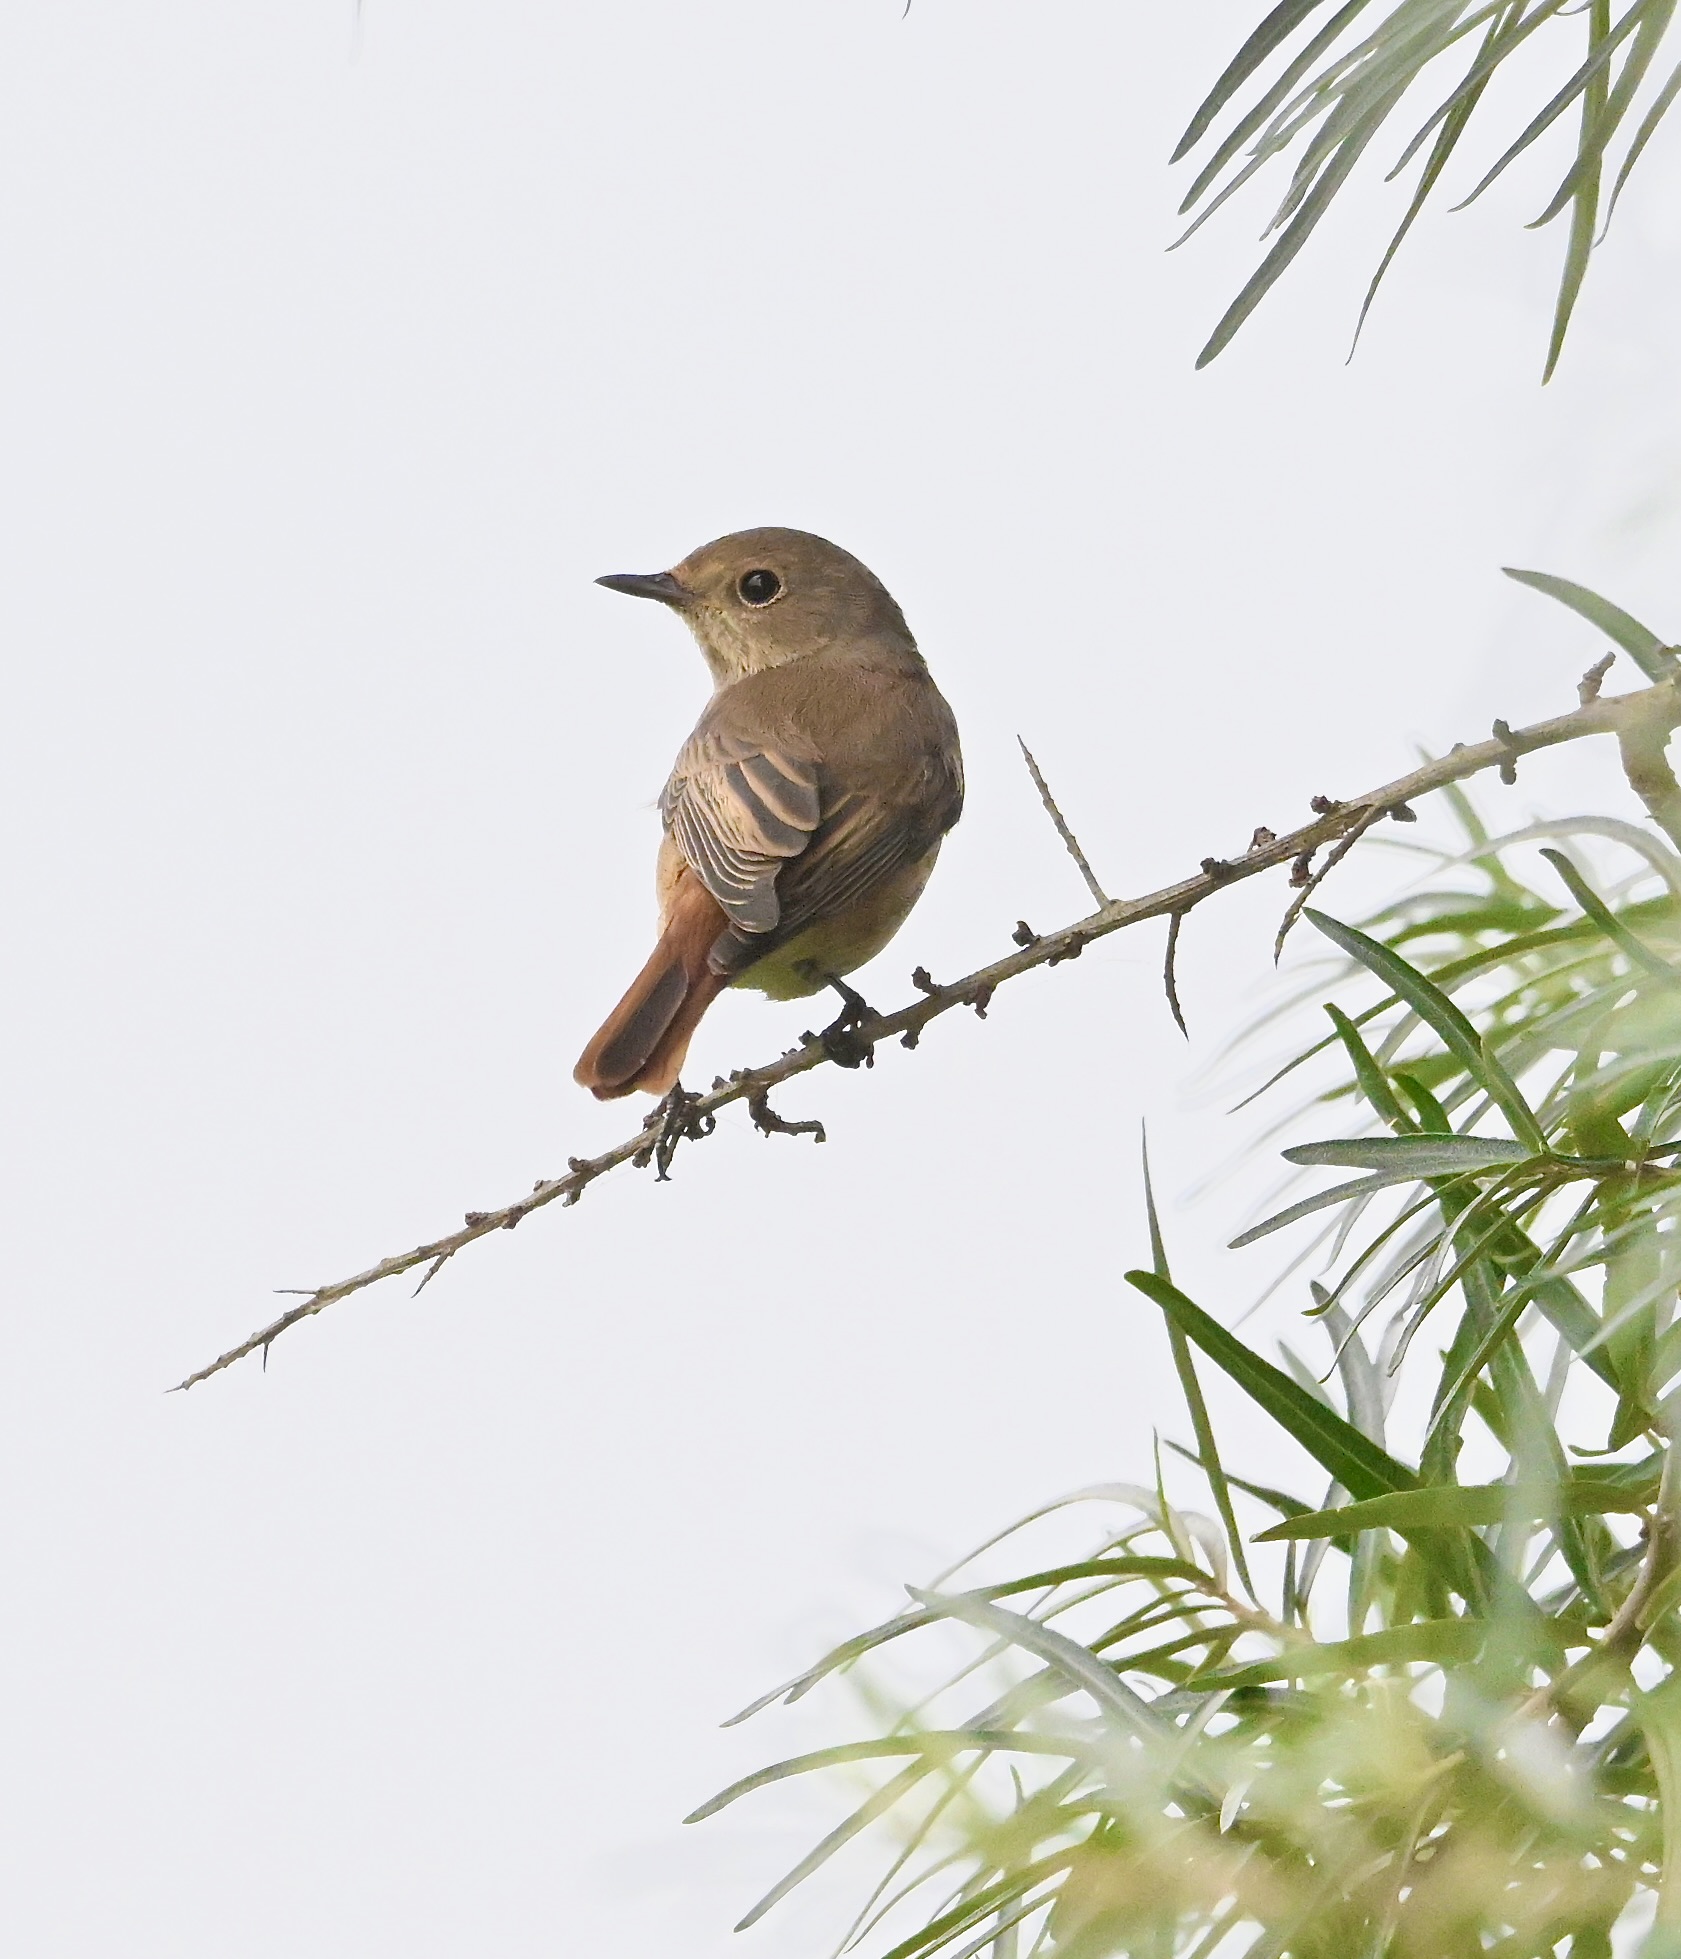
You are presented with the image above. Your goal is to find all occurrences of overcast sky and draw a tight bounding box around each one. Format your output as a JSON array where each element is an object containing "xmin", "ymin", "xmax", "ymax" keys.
[{"xmin": 2, "ymin": 4, "xmax": 1680, "ymax": 1954}]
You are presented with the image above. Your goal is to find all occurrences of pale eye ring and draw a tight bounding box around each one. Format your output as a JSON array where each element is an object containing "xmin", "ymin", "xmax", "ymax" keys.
[{"xmin": 737, "ymin": 568, "xmax": 783, "ymax": 607}]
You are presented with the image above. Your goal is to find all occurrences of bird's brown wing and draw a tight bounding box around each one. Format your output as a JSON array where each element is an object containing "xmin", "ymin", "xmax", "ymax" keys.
[
  {"xmin": 662, "ymin": 718, "xmax": 960, "ymax": 972},
  {"xmin": 773, "ymin": 779, "xmax": 951, "ymax": 937},
  {"xmin": 661, "ymin": 725, "xmax": 824, "ymax": 938}
]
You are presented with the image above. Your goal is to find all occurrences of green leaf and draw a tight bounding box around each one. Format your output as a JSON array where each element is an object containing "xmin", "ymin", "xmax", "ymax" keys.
[
  {"xmin": 1173, "ymin": 0, "xmax": 1343, "ymax": 161},
  {"xmin": 1306, "ymin": 910, "xmax": 1549, "ymax": 1152},
  {"xmin": 1195, "ymin": 1617, "xmax": 1486, "ymax": 1689},
  {"xmin": 1503, "ymin": 567, "xmax": 1678, "ymax": 681},
  {"xmin": 1282, "ymin": 1135, "xmax": 1535, "ymax": 1175},
  {"xmin": 1450, "ymin": 0, "xmax": 1642, "ymax": 215},
  {"xmin": 727, "ymin": 1758, "xmax": 935, "ymax": 1931},
  {"xmin": 1606, "ymin": 52, "xmax": 1681, "ymax": 226},
  {"xmin": 1326, "ymin": 1001, "xmax": 1414, "ymax": 1129},
  {"xmin": 1639, "ymin": 1561, "xmax": 1681, "ymax": 1634},
  {"xmin": 722, "ymin": 1549, "xmax": 1216, "ymax": 1728},
  {"xmin": 1230, "ymin": 1168, "xmax": 1426, "ymax": 1247},
  {"xmin": 1542, "ymin": 847, "xmax": 1681, "ymax": 986},
  {"xmin": 1126, "ymin": 1271, "xmax": 1530, "ymax": 1613},
  {"xmin": 1195, "ymin": 119, "xmax": 1391, "ymax": 368},
  {"xmin": 1126, "ymin": 1270, "xmax": 1420, "ymax": 1501},
  {"xmin": 1349, "ymin": 8, "xmax": 1507, "ymax": 351},
  {"xmin": 905, "ymin": 1588, "xmax": 1169, "ymax": 1743},
  {"xmin": 685, "ymin": 1730, "xmax": 1085, "ymax": 1825},
  {"xmin": 1532, "ymin": 0, "xmax": 1676, "ymax": 231},
  {"xmin": 1255, "ymin": 1478, "xmax": 1654, "ymax": 1540},
  {"xmin": 1145, "ymin": 1133, "xmax": 1255, "ymax": 1597},
  {"xmin": 1637, "ymin": 1673, "xmax": 1681, "ymax": 1938},
  {"xmin": 876, "ymin": 1855, "xmax": 1074, "ymax": 1959}
]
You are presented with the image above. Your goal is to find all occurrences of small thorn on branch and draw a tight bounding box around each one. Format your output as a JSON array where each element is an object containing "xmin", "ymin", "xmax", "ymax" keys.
[
  {"xmin": 1579, "ymin": 652, "xmax": 1616, "ymax": 705},
  {"xmin": 1492, "ymin": 718, "xmax": 1521, "ymax": 784},
  {"xmin": 1274, "ymin": 802, "xmax": 1386, "ymax": 961},
  {"xmin": 910, "ymin": 966, "xmax": 940, "ymax": 995},
  {"xmin": 1289, "ymin": 849, "xmax": 1315, "ymax": 887},
  {"xmin": 1310, "ymin": 794, "xmax": 1341, "ymax": 815},
  {"xmin": 1011, "ymin": 920, "xmax": 1039, "ymax": 948},
  {"xmin": 1388, "ymin": 802, "xmax": 1417, "ymax": 823},
  {"xmin": 1018, "ymin": 736, "xmax": 1109, "ymax": 906},
  {"xmin": 1200, "ymin": 856, "xmax": 1235, "ymax": 881},
  {"xmin": 969, "ymin": 981, "xmax": 996, "ymax": 1018},
  {"xmin": 1249, "ymin": 826, "xmax": 1276, "ymax": 851},
  {"xmin": 1164, "ymin": 910, "xmax": 1188, "ymax": 1039},
  {"xmin": 413, "ymin": 1251, "xmax": 451, "ymax": 1297},
  {"xmin": 746, "ymin": 1088, "xmax": 826, "ymax": 1146}
]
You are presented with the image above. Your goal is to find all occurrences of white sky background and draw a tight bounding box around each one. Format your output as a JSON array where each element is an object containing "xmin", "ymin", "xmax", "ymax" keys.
[{"xmin": 2, "ymin": 2, "xmax": 1680, "ymax": 1952}]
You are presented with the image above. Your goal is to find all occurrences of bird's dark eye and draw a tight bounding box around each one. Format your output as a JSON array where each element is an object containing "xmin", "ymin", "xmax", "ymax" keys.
[{"xmin": 737, "ymin": 568, "xmax": 783, "ymax": 607}]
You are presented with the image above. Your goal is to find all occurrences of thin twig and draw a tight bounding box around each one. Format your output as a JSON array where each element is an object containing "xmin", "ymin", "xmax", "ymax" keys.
[
  {"xmin": 1164, "ymin": 911, "xmax": 1189, "ymax": 1038},
  {"xmin": 1523, "ymin": 1440, "xmax": 1680, "ymax": 1730},
  {"xmin": 1018, "ymin": 737, "xmax": 1108, "ymax": 906},
  {"xmin": 1579, "ymin": 652, "xmax": 1615, "ymax": 705},
  {"xmin": 173, "ymin": 674, "xmax": 1681, "ymax": 1391},
  {"xmin": 1273, "ymin": 802, "xmax": 1388, "ymax": 960}
]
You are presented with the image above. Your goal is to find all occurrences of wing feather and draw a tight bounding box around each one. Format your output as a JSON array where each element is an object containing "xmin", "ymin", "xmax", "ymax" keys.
[
  {"xmin": 660, "ymin": 690, "xmax": 961, "ymax": 961},
  {"xmin": 663, "ymin": 732, "xmax": 822, "ymax": 936}
]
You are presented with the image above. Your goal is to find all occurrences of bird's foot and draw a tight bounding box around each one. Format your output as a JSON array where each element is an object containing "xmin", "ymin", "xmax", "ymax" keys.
[
  {"xmin": 801, "ymin": 972, "xmax": 878, "ymax": 1070},
  {"xmin": 635, "ymin": 1081, "xmax": 717, "ymax": 1181}
]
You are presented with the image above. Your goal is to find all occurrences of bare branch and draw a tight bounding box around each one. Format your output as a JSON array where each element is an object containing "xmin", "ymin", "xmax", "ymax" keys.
[
  {"xmin": 1619, "ymin": 706, "xmax": 1681, "ymax": 853},
  {"xmin": 174, "ymin": 674, "xmax": 1681, "ymax": 1392},
  {"xmin": 1018, "ymin": 737, "xmax": 1108, "ymax": 906}
]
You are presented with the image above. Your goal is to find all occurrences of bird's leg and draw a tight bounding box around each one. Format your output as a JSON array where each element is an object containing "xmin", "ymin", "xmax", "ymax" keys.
[{"xmin": 800, "ymin": 969, "xmax": 878, "ymax": 1070}]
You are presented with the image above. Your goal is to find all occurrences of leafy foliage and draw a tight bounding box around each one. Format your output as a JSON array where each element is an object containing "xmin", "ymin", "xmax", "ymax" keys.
[
  {"xmin": 1176, "ymin": 0, "xmax": 1681, "ymax": 377},
  {"xmin": 698, "ymin": 592, "xmax": 1681, "ymax": 1954}
]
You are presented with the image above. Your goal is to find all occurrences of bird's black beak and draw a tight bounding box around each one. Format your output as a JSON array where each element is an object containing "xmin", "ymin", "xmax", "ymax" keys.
[{"xmin": 595, "ymin": 570, "xmax": 691, "ymax": 607}]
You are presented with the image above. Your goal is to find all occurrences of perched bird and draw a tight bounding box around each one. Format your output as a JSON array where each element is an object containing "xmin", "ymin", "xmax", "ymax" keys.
[{"xmin": 575, "ymin": 527, "xmax": 963, "ymax": 1100}]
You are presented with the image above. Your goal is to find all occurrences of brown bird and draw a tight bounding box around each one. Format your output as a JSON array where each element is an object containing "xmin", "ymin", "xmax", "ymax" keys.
[{"xmin": 575, "ymin": 527, "xmax": 963, "ymax": 1100}]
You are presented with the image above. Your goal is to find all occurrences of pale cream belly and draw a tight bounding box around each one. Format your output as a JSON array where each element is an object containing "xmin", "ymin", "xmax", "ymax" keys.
[{"xmin": 734, "ymin": 844, "xmax": 943, "ymax": 1001}]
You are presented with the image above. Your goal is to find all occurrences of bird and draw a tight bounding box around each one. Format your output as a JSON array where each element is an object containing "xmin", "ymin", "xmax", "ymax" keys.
[{"xmin": 575, "ymin": 527, "xmax": 964, "ymax": 1101}]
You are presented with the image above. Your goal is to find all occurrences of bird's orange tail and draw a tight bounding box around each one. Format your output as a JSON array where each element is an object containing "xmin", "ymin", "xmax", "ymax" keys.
[{"xmin": 574, "ymin": 877, "xmax": 731, "ymax": 1100}]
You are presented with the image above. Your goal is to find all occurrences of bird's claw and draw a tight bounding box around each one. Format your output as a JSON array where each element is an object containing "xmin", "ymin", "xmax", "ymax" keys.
[
  {"xmin": 802, "ymin": 973, "xmax": 878, "ymax": 1070},
  {"xmin": 636, "ymin": 1081, "xmax": 716, "ymax": 1180}
]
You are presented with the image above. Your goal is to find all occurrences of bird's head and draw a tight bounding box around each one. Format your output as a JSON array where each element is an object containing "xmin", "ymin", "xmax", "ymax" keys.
[{"xmin": 597, "ymin": 527, "xmax": 913, "ymax": 685}]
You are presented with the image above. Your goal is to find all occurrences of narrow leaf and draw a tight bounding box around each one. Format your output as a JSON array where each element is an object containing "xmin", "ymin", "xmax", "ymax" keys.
[
  {"xmin": 1126, "ymin": 1270, "xmax": 1419, "ymax": 1499},
  {"xmin": 1638, "ymin": 1673, "xmax": 1681, "ymax": 1937},
  {"xmin": 686, "ymin": 1731, "xmax": 1083, "ymax": 1825},
  {"xmin": 1196, "ymin": 1617, "xmax": 1485, "ymax": 1689},
  {"xmin": 1146, "ymin": 1132, "xmax": 1255, "ymax": 1596},
  {"xmin": 1174, "ymin": 0, "xmax": 1344, "ymax": 160},
  {"xmin": 905, "ymin": 1588, "xmax": 1169, "ymax": 1742},
  {"xmin": 1229, "ymin": 1168, "xmax": 1426, "ymax": 1248},
  {"xmin": 1541, "ymin": 847, "xmax": 1681, "ymax": 986},
  {"xmin": 1255, "ymin": 1478, "xmax": 1653, "ymax": 1540},
  {"xmin": 1195, "ymin": 115, "xmax": 1391, "ymax": 367},
  {"xmin": 1503, "ymin": 567, "xmax": 1678, "ymax": 680},
  {"xmin": 1306, "ymin": 909, "xmax": 1548, "ymax": 1150},
  {"xmin": 1282, "ymin": 1135, "xmax": 1533, "ymax": 1174}
]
